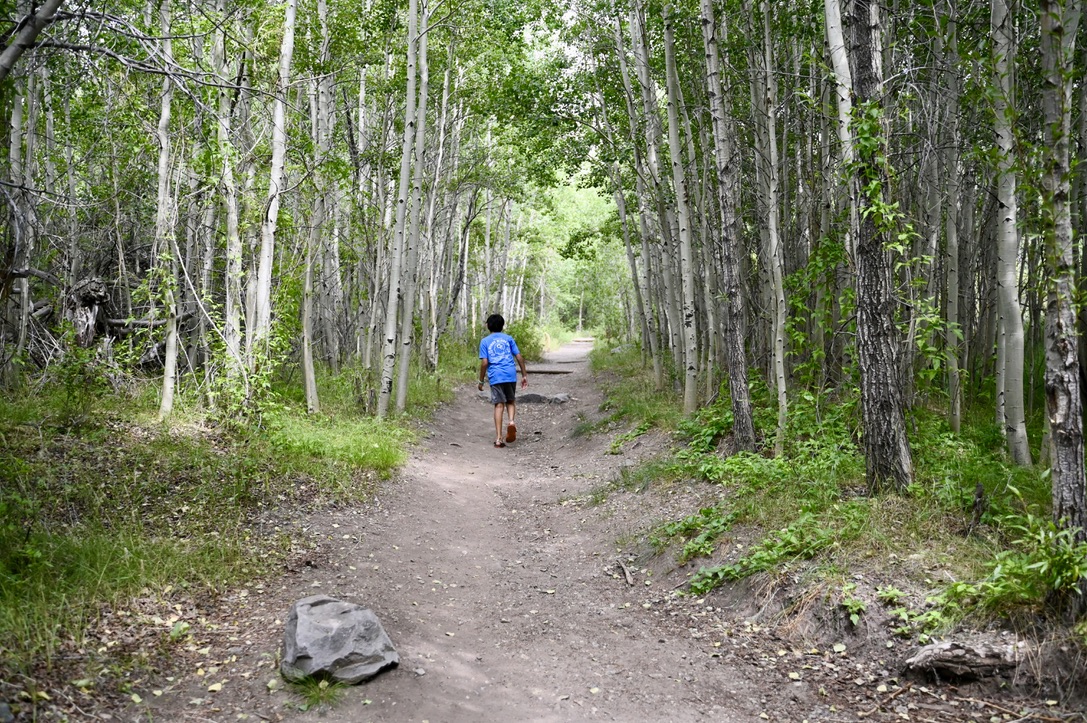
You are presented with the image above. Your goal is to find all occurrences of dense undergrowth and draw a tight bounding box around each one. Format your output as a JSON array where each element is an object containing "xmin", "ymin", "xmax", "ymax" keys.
[
  {"xmin": 0, "ymin": 335, "xmax": 490, "ymax": 685},
  {"xmin": 588, "ymin": 345, "xmax": 1087, "ymax": 643}
]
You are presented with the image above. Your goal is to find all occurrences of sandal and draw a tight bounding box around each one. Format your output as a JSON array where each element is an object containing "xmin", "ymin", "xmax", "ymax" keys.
[
  {"xmin": 506, "ymin": 423, "xmax": 517, "ymax": 443},
  {"xmin": 494, "ymin": 440, "xmax": 506, "ymax": 448}
]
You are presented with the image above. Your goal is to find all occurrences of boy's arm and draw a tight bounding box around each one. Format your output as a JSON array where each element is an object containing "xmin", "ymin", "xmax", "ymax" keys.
[
  {"xmin": 515, "ymin": 353, "xmax": 528, "ymax": 388},
  {"xmin": 478, "ymin": 359, "xmax": 489, "ymax": 389}
]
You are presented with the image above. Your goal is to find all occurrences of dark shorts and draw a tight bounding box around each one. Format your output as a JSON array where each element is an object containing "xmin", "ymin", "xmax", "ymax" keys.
[{"xmin": 490, "ymin": 382, "xmax": 517, "ymax": 404}]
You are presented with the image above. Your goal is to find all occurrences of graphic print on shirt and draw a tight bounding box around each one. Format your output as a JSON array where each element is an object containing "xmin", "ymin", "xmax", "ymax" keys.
[
  {"xmin": 486, "ymin": 338, "xmax": 512, "ymax": 366},
  {"xmin": 480, "ymin": 333, "xmax": 520, "ymax": 385}
]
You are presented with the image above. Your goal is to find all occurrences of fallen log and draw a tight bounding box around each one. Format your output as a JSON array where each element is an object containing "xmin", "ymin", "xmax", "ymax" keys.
[{"xmin": 904, "ymin": 637, "xmax": 1030, "ymax": 679}]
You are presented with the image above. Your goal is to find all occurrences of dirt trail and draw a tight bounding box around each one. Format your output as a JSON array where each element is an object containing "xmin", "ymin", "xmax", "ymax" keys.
[
  {"xmin": 283, "ymin": 340, "xmax": 764, "ymax": 722},
  {"xmin": 138, "ymin": 340, "xmax": 1084, "ymax": 723},
  {"xmin": 141, "ymin": 340, "xmax": 803, "ymax": 723}
]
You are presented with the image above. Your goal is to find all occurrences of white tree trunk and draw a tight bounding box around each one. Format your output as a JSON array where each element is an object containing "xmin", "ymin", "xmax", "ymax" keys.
[
  {"xmin": 1040, "ymin": 0, "xmax": 1087, "ymax": 615},
  {"xmin": 631, "ymin": 2, "xmax": 683, "ymax": 373},
  {"xmin": 613, "ymin": 14, "xmax": 664, "ymax": 389},
  {"xmin": 662, "ymin": 4, "xmax": 699, "ymax": 414},
  {"xmin": 214, "ymin": 0, "xmax": 245, "ymax": 390},
  {"xmin": 943, "ymin": 5, "xmax": 963, "ymax": 432},
  {"xmin": 992, "ymin": 0, "xmax": 1032, "ymax": 465},
  {"xmin": 250, "ymin": 0, "xmax": 296, "ymax": 371},
  {"xmin": 377, "ymin": 0, "xmax": 419, "ymax": 418},
  {"xmin": 302, "ymin": 237, "xmax": 319, "ymax": 414},
  {"xmin": 395, "ymin": 0, "xmax": 429, "ymax": 413},
  {"xmin": 700, "ymin": 0, "xmax": 756, "ymax": 451},
  {"xmin": 156, "ymin": 0, "xmax": 178, "ymax": 421}
]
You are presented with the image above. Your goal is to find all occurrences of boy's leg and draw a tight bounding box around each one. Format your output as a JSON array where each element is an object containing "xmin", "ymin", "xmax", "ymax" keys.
[
  {"xmin": 493, "ymin": 403, "xmax": 504, "ymax": 445},
  {"xmin": 505, "ymin": 402, "xmax": 517, "ymax": 442}
]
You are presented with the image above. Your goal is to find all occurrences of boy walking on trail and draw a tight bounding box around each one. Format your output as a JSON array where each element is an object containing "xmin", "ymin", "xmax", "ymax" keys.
[{"xmin": 477, "ymin": 314, "xmax": 528, "ymax": 448}]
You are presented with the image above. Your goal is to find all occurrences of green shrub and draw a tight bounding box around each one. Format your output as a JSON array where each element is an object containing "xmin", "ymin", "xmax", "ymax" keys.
[
  {"xmin": 652, "ymin": 505, "xmax": 737, "ymax": 563},
  {"xmin": 689, "ymin": 509, "xmax": 858, "ymax": 594},
  {"xmin": 505, "ymin": 319, "xmax": 545, "ymax": 362},
  {"xmin": 941, "ymin": 513, "xmax": 1087, "ymax": 615}
]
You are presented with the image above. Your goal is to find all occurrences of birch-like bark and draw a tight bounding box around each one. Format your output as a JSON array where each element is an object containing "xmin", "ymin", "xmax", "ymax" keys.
[
  {"xmin": 1040, "ymin": 0, "xmax": 1086, "ymax": 614},
  {"xmin": 663, "ymin": 4, "xmax": 699, "ymax": 414},
  {"xmin": 0, "ymin": 0, "xmax": 63, "ymax": 85},
  {"xmin": 250, "ymin": 0, "xmax": 296, "ymax": 371},
  {"xmin": 943, "ymin": 5, "xmax": 963, "ymax": 432},
  {"xmin": 748, "ymin": 0, "xmax": 788, "ymax": 453},
  {"xmin": 302, "ymin": 237, "xmax": 318, "ymax": 414},
  {"xmin": 631, "ymin": 2, "xmax": 682, "ymax": 373},
  {"xmin": 377, "ymin": 0, "xmax": 418, "ymax": 418},
  {"xmin": 824, "ymin": 0, "xmax": 854, "ymax": 227},
  {"xmin": 992, "ymin": 0, "xmax": 1032, "ymax": 465},
  {"xmin": 612, "ymin": 13, "xmax": 664, "ymax": 389},
  {"xmin": 395, "ymin": 0, "xmax": 429, "ymax": 414},
  {"xmin": 214, "ymin": 0, "xmax": 244, "ymax": 388},
  {"xmin": 156, "ymin": 0, "xmax": 178, "ymax": 421},
  {"xmin": 700, "ymin": 0, "xmax": 756, "ymax": 452}
]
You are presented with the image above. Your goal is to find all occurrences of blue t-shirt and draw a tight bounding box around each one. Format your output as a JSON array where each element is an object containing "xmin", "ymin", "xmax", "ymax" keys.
[{"xmin": 479, "ymin": 333, "xmax": 520, "ymax": 384}]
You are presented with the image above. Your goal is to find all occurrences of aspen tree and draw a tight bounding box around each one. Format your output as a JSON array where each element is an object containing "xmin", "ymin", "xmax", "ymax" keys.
[
  {"xmin": 156, "ymin": 0, "xmax": 178, "ymax": 420},
  {"xmin": 746, "ymin": 0, "xmax": 788, "ymax": 453},
  {"xmin": 214, "ymin": 0, "xmax": 245, "ymax": 390},
  {"xmin": 992, "ymin": 0, "xmax": 1032, "ymax": 465},
  {"xmin": 377, "ymin": 0, "xmax": 419, "ymax": 418},
  {"xmin": 1040, "ymin": 0, "xmax": 1087, "ymax": 613},
  {"xmin": 849, "ymin": 0, "xmax": 914, "ymax": 492},
  {"xmin": 612, "ymin": 13, "xmax": 664, "ymax": 390},
  {"xmin": 662, "ymin": 4, "xmax": 699, "ymax": 414},
  {"xmin": 631, "ymin": 1, "xmax": 683, "ymax": 373},
  {"xmin": 943, "ymin": 4, "xmax": 963, "ymax": 432},
  {"xmin": 699, "ymin": 0, "xmax": 755, "ymax": 452},
  {"xmin": 395, "ymin": 0, "xmax": 429, "ymax": 414},
  {"xmin": 250, "ymin": 0, "xmax": 296, "ymax": 373}
]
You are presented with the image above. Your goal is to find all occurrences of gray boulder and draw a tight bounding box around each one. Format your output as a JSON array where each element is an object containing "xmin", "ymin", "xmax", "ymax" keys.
[{"xmin": 280, "ymin": 595, "xmax": 399, "ymax": 684}]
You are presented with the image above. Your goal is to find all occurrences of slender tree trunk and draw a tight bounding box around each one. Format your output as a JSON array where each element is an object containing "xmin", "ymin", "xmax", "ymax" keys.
[
  {"xmin": 944, "ymin": 3, "xmax": 963, "ymax": 432},
  {"xmin": 395, "ymin": 0, "xmax": 429, "ymax": 414},
  {"xmin": 1040, "ymin": 0, "xmax": 1087, "ymax": 615},
  {"xmin": 663, "ymin": 4, "xmax": 699, "ymax": 414},
  {"xmin": 824, "ymin": 0, "xmax": 855, "ymax": 258},
  {"xmin": 631, "ymin": 2, "xmax": 682, "ymax": 374},
  {"xmin": 377, "ymin": 0, "xmax": 418, "ymax": 418},
  {"xmin": 3, "ymin": 65, "xmax": 27, "ymax": 386},
  {"xmin": 613, "ymin": 13, "xmax": 664, "ymax": 389},
  {"xmin": 250, "ymin": 0, "xmax": 296, "ymax": 372},
  {"xmin": 700, "ymin": 0, "xmax": 755, "ymax": 451},
  {"xmin": 156, "ymin": 0, "xmax": 178, "ymax": 421},
  {"xmin": 850, "ymin": 0, "xmax": 914, "ymax": 492},
  {"xmin": 748, "ymin": 0, "xmax": 788, "ymax": 453},
  {"xmin": 214, "ymin": 0, "xmax": 245, "ymax": 390},
  {"xmin": 992, "ymin": 0, "xmax": 1032, "ymax": 465}
]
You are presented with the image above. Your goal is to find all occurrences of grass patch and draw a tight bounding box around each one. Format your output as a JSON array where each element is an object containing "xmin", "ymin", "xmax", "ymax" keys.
[
  {"xmin": 289, "ymin": 677, "xmax": 351, "ymax": 712},
  {"xmin": 587, "ymin": 344, "xmax": 682, "ymax": 434},
  {"xmin": 265, "ymin": 410, "xmax": 409, "ymax": 480},
  {"xmin": 0, "ymin": 527, "xmax": 254, "ymax": 673},
  {"xmin": 0, "ymin": 362, "xmax": 418, "ymax": 684}
]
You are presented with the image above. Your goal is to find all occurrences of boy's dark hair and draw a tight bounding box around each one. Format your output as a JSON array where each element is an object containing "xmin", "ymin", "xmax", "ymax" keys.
[{"xmin": 486, "ymin": 314, "xmax": 505, "ymax": 332}]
